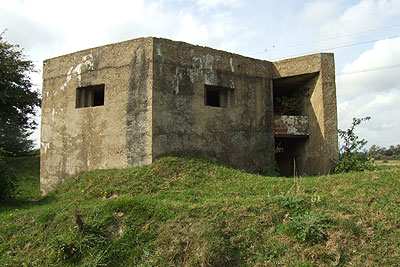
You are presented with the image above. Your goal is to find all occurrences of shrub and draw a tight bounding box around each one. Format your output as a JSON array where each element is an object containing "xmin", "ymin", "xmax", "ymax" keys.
[
  {"xmin": 335, "ymin": 152, "xmax": 376, "ymax": 173},
  {"xmin": 335, "ymin": 117, "xmax": 376, "ymax": 173}
]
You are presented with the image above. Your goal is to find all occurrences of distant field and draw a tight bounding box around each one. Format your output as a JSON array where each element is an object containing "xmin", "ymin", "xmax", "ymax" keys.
[
  {"xmin": 374, "ymin": 159, "xmax": 400, "ymax": 165},
  {"xmin": 374, "ymin": 159, "xmax": 400, "ymax": 170},
  {"xmin": 1, "ymin": 155, "xmax": 400, "ymax": 266}
]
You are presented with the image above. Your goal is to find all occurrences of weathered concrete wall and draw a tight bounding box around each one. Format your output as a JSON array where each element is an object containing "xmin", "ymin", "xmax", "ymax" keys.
[
  {"xmin": 126, "ymin": 38, "xmax": 154, "ymax": 167},
  {"xmin": 273, "ymin": 53, "xmax": 338, "ymax": 175},
  {"xmin": 151, "ymin": 38, "xmax": 275, "ymax": 171},
  {"xmin": 41, "ymin": 38, "xmax": 153, "ymax": 195},
  {"xmin": 272, "ymin": 54, "xmax": 323, "ymax": 79},
  {"xmin": 318, "ymin": 53, "xmax": 339, "ymax": 171}
]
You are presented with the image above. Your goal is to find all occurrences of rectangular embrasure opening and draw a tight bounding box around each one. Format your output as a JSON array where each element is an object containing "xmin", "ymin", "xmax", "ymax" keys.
[
  {"xmin": 76, "ymin": 84, "xmax": 105, "ymax": 108},
  {"xmin": 204, "ymin": 85, "xmax": 234, "ymax": 108}
]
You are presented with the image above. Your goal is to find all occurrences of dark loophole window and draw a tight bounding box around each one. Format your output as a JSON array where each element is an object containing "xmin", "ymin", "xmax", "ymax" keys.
[
  {"xmin": 93, "ymin": 90, "xmax": 104, "ymax": 106},
  {"xmin": 204, "ymin": 85, "xmax": 234, "ymax": 108},
  {"xmin": 206, "ymin": 91, "xmax": 220, "ymax": 107},
  {"xmin": 76, "ymin": 84, "xmax": 105, "ymax": 108}
]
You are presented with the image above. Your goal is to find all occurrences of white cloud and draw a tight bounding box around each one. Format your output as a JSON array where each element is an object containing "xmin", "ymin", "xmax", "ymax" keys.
[
  {"xmin": 0, "ymin": 0, "xmax": 248, "ymax": 58},
  {"xmin": 320, "ymin": 0, "xmax": 400, "ymax": 40},
  {"xmin": 192, "ymin": 0, "xmax": 243, "ymax": 9},
  {"xmin": 337, "ymin": 36, "xmax": 400, "ymax": 100},
  {"xmin": 297, "ymin": 1, "xmax": 340, "ymax": 25},
  {"xmin": 338, "ymin": 90, "xmax": 400, "ymax": 147}
]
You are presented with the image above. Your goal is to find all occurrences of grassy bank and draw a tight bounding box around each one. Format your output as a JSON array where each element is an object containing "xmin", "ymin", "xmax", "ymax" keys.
[{"xmin": 1, "ymin": 155, "xmax": 399, "ymax": 266}]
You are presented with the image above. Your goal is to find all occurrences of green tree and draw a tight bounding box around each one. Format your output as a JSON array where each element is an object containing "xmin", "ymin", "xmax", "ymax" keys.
[
  {"xmin": 367, "ymin": 144, "xmax": 400, "ymax": 160},
  {"xmin": 0, "ymin": 33, "xmax": 41, "ymax": 155}
]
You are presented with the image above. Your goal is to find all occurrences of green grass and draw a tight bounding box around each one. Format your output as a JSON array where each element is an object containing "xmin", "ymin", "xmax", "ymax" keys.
[{"xmin": 1, "ymin": 155, "xmax": 400, "ymax": 266}]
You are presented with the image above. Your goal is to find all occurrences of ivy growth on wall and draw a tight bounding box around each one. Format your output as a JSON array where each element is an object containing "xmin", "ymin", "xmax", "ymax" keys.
[{"xmin": 275, "ymin": 88, "xmax": 309, "ymax": 115}]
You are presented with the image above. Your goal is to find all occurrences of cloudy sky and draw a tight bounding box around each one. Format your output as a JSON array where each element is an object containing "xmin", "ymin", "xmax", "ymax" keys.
[{"xmin": 1, "ymin": 0, "xmax": 400, "ymax": 149}]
